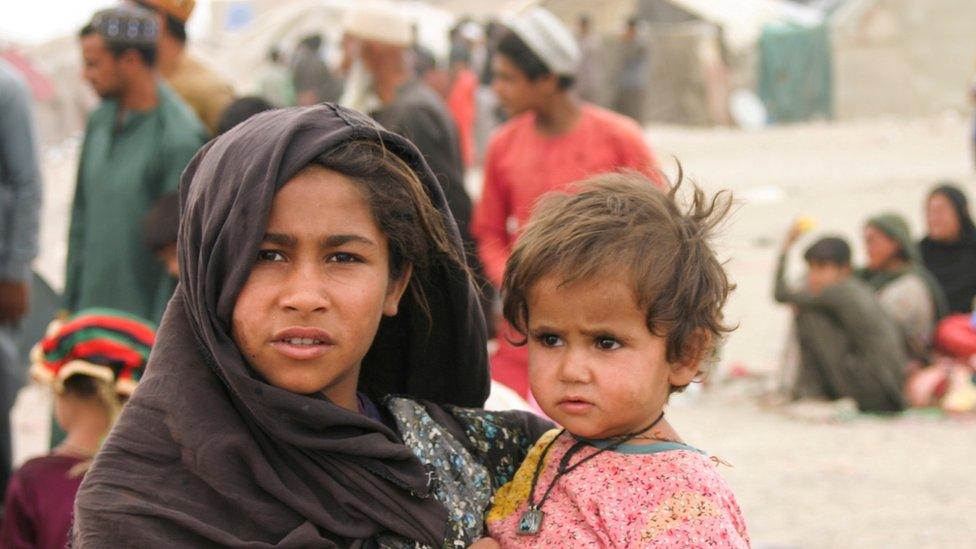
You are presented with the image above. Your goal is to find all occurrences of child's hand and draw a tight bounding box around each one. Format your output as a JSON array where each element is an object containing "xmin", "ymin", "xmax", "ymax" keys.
[{"xmin": 469, "ymin": 538, "xmax": 501, "ymax": 549}]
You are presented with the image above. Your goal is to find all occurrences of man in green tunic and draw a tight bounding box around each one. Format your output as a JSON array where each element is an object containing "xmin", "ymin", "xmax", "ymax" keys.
[
  {"xmin": 774, "ymin": 231, "xmax": 908, "ymax": 412},
  {"xmin": 66, "ymin": 7, "xmax": 205, "ymax": 322}
]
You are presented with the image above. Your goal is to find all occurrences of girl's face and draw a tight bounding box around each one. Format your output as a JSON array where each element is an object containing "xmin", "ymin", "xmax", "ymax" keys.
[
  {"xmin": 863, "ymin": 225, "xmax": 902, "ymax": 270},
  {"xmin": 525, "ymin": 275, "xmax": 698, "ymax": 439},
  {"xmin": 232, "ymin": 167, "xmax": 410, "ymax": 411},
  {"xmin": 926, "ymin": 193, "xmax": 962, "ymax": 242}
]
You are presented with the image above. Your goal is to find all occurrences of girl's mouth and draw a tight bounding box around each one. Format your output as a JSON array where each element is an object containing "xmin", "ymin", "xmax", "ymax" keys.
[
  {"xmin": 271, "ymin": 327, "xmax": 335, "ymax": 360},
  {"xmin": 557, "ymin": 397, "xmax": 595, "ymax": 414}
]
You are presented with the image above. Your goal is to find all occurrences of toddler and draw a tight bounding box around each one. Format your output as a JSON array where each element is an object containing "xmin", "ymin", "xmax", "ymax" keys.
[{"xmin": 485, "ymin": 173, "xmax": 750, "ymax": 547}]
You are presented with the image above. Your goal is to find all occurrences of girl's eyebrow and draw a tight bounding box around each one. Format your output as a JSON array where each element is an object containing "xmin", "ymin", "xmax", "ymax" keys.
[
  {"xmin": 260, "ymin": 233, "xmax": 376, "ymax": 248},
  {"xmin": 262, "ymin": 233, "xmax": 296, "ymax": 247},
  {"xmin": 322, "ymin": 234, "xmax": 376, "ymax": 248}
]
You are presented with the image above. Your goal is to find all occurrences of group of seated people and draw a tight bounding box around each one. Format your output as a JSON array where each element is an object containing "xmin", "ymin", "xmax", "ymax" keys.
[{"xmin": 775, "ymin": 183, "xmax": 976, "ymax": 413}]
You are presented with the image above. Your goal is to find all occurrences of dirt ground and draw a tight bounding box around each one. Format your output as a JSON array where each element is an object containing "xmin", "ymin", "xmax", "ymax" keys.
[
  {"xmin": 22, "ymin": 113, "xmax": 976, "ymax": 548},
  {"xmin": 654, "ymin": 114, "xmax": 976, "ymax": 549}
]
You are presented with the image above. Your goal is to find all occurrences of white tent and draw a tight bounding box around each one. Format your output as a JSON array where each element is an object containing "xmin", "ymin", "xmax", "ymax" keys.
[
  {"xmin": 653, "ymin": 0, "xmax": 823, "ymax": 54},
  {"xmin": 209, "ymin": 0, "xmax": 457, "ymax": 90},
  {"xmin": 830, "ymin": 0, "xmax": 976, "ymax": 119}
]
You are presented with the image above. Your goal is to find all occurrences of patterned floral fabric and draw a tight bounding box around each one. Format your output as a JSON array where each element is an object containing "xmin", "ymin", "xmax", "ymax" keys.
[
  {"xmin": 379, "ymin": 398, "xmax": 545, "ymax": 548},
  {"xmin": 487, "ymin": 429, "xmax": 750, "ymax": 548}
]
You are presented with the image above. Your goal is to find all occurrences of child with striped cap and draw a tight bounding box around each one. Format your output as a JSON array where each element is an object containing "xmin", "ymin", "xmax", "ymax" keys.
[{"xmin": 0, "ymin": 309, "xmax": 154, "ymax": 549}]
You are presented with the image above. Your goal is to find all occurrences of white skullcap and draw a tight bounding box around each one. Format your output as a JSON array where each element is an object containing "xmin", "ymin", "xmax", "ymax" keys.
[
  {"xmin": 343, "ymin": 1, "xmax": 412, "ymax": 48},
  {"xmin": 460, "ymin": 21, "xmax": 484, "ymax": 42},
  {"xmin": 503, "ymin": 7, "xmax": 580, "ymax": 76}
]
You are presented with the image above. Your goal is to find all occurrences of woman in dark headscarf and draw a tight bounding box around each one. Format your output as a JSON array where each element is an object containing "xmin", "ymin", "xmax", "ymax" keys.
[
  {"xmin": 919, "ymin": 183, "xmax": 976, "ymax": 314},
  {"xmin": 858, "ymin": 213, "xmax": 948, "ymax": 360},
  {"xmin": 73, "ymin": 104, "xmax": 549, "ymax": 547}
]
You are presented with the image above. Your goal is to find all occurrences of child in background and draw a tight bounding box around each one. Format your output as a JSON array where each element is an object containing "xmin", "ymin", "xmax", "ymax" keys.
[
  {"xmin": 775, "ymin": 230, "xmax": 907, "ymax": 412},
  {"xmin": 0, "ymin": 309, "xmax": 153, "ymax": 549},
  {"xmin": 485, "ymin": 174, "xmax": 749, "ymax": 547},
  {"xmin": 143, "ymin": 192, "xmax": 180, "ymax": 279}
]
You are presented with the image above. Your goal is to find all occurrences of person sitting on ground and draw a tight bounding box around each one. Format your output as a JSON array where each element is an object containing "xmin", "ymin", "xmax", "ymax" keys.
[
  {"xmin": 485, "ymin": 173, "xmax": 749, "ymax": 546},
  {"xmin": 216, "ymin": 95, "xmax": 274, "ymax": 135},
  {"xmin": 775, "ymin": 230, "xmax": 908, "ymax": 412},
  {"xmin": 0, "ymin": 309, "xmax": 153, "ymax": 549},
  {"xmin": 143, "ymin": 191, "xmax": 180, "ymax": 279},
  {"xmin": 919, "ymin": 183, "xmax": 976, "ymax": 315},
  {"xmin": 858, "ymin": 213, "xmax": 948, "ymax": 361}
]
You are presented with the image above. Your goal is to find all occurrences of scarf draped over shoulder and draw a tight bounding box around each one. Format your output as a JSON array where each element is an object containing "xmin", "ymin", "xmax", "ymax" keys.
[{"xmin": 73, "ymin": 104, "xmax": 490, "ymax": 547}]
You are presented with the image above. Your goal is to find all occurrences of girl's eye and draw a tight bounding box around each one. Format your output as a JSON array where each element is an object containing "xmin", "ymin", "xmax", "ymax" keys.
[
  {"xmin": 538, "ymin": 334, "xmax": 563, "ymax": 347},
  {"xmin": 596, "ymin": 337, "xmax": 621, "ymax": 351},
  {"xmin": 328, "ymin": 252, "xmax": 362, "ymax": 264},
  {"xmin": 256, "ymin": 250, "xmax": 286, "ymax": 262}
]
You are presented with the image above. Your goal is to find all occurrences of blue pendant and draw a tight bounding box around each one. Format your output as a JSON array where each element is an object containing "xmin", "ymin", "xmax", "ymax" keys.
[{"xmin": 517, "ymin": 507, "xmax": 545, "ymax": 535}]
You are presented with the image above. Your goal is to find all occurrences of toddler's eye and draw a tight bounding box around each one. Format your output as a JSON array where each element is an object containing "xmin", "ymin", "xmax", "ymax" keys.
[
  {"xmin": 538, "ymin": 334, "xmax": 563, "ymax": 347},
  {"xmin": 257, "ymin": 250, "xmax": 286, "ymax": 262},
  {"xmin": 596, "ymin": 337, "xmax": 621, "ymax": 351}
]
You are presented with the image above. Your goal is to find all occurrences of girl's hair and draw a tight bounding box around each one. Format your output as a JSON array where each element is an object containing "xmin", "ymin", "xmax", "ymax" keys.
[
  {"xmin": 502, "ymin": 171, "xmax": 735, "ymax": 391},
  {"xmin": 61, "ymin": 374, "xmax": 123, "ymax": 426},
  {"xmin": 311, "ymin": 140, "xmax": 470, "ymax": 322}
]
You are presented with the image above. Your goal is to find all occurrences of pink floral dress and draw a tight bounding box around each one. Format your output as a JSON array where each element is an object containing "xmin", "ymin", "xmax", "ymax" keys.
[{"xmin": 487, "ymin": 429, "xmax": 750, "ymax": 547}]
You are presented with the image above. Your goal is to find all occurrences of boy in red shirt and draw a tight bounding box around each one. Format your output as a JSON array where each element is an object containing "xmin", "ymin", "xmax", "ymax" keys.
[{"xmin": 473, "ymin": 7, "xmax": 663, "ymax": 398}]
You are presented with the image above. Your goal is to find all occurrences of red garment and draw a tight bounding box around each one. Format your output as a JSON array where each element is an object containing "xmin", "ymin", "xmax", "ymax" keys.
[
  {"xmin": 446, "ymin": 69, "xmax": 478, "ymax": 167},
  {"xmin": 0, "ymin": 455, "xmax": 87, "ymax": 549},
  {"xmin": 473, "ymin": 104, "xmax": 662, "ymax": 397},
  {"xmin": 473, "ymin": 104, "xmax": 662, "ymax": 288}
]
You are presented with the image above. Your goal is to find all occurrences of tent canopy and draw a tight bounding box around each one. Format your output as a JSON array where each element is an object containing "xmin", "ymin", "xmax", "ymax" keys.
[{"xmin": 647, "ymin": 0, "xmax": 823, "ymax": 53}]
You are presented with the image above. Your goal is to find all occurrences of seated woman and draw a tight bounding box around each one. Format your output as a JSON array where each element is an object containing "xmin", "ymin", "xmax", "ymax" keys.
[
  {"xmin": 72, "ymin": 105, "xmax": 550, "ymax": 547},
  {"xmin": 919, "ymin": 183, "xmax": 976, "ymax": 314},
  {"xmin": 858, "ymin": 213, "xmax": 948, "ymax": 361}
]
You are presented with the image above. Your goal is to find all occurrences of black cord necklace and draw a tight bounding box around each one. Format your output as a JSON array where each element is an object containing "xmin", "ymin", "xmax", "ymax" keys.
[{"xmin": 516, "ymin": 411, "xmax": 666, "ymax": 536}]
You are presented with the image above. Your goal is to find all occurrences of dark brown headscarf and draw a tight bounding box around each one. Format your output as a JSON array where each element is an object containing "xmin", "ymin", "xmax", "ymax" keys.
[{"xmin": 73, "ymin": 104, "xmax": 489, "ymax": 547}]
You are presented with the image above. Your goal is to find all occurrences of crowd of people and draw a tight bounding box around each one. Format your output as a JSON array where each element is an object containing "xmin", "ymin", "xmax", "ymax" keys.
[
  {"xmin": 0, "ymin": 0, "xmax": 973, "ymax": 546},
  {"xmin": 0, "ymin": 2, "xmax": 726, "ymax": 547},
  {"xmin": 774, "ymin": 185, "xmax": 976, "ymax": 414}
]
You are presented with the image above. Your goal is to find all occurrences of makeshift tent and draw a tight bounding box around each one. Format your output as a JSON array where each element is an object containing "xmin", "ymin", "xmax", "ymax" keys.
[
  {"xmin": 758, "ymin": 22, "xmax": 832, "ymax": 123},
  {"xmin": 831, "ymin": 0, "xmax": 976, "ymax": 119},
  {"xmin": 209, "ymin": 0, "xmax": 456, "ymax": 91}
]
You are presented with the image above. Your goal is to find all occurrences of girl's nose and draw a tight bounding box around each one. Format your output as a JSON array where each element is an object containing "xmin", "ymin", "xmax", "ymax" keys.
[
  {"xmin": 556, "ymin": 348, "xmax": 592, "ymax": 384},
  {"xmin": 279, "ymin": 264, "xmax": 331, "ymax": 314}
]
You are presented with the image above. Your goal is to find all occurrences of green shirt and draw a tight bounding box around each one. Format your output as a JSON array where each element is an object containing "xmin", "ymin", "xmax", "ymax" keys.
[{"xmin": 64, "ymin": 83, "xmax": 205, "ymax": 322}]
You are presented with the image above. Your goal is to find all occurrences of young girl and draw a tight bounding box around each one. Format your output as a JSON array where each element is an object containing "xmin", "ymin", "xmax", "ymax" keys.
[
  {"xmin": 486, "ymin": 174, "xmax": 750, "ymax": 547},
  {"xmin": 72, "ymin": 104, "xmax": 549, "ymax": 547},
  {"xmin": 0, "ymin": 309, "xmax": 153, "ymax": 549}
]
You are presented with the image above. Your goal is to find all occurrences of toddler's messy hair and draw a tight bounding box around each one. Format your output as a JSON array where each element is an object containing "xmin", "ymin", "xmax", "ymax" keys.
[{"xmin": 502, "ymin": 170, "xmax": 735, "ymax": 386}]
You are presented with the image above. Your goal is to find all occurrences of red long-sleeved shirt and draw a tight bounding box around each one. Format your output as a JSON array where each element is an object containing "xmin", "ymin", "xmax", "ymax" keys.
[{"xmin": 473, "ymin": 104, "xmax": 663, "ymax": 287}]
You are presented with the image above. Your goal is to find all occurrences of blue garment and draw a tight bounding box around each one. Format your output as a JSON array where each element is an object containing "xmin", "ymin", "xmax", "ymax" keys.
[
  {"xmin": 0, "ymin": 59, "xmax": 42, "ymax": 283},
  {"xmin": 0, "ymin": 58, "xmax": 42, "ymax": 496}
]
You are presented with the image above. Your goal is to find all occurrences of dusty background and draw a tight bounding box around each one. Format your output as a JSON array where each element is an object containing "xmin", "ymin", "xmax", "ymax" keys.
[{"xmin": 18, "ymin": 113, "xmax": 976, "ymax": 548}]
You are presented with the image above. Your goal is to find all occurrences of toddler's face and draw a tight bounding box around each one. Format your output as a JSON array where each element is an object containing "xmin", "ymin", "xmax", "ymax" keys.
[
  {"xmin": 525, "ymin": 275, "xmax": 697, "ymax": 439},
  {"xmin": 231, "ymin": 167, "xmax": 409, "ymax": 411}
]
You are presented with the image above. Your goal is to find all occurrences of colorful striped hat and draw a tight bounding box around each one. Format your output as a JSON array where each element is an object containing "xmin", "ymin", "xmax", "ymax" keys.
[{"xmin": 30, "ymin": 308, "xmax": 156, "ymax": 396}]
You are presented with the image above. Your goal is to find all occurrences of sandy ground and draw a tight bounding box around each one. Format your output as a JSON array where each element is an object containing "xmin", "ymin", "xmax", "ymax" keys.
[{"xmin": 18, "ymin": 113, "xmax": 976, "ymax": 548}]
